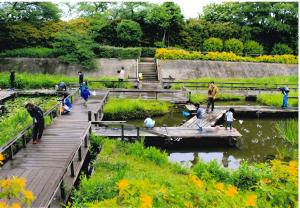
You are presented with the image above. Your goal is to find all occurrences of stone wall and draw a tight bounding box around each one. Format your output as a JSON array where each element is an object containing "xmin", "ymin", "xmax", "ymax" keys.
[
  {"xmin": 157, "ymin": 60, "xmax": 298, "ymax": 80},
  {"xmin": 0, "ymin": 58, "xmax": 137, "ymax": 78}
]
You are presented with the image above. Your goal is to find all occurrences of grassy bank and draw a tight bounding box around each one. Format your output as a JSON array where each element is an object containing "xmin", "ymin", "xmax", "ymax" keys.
[
  {"xmin": 72, "ymin": 136, "xmax": 298, "ymax": 207},
  {"xmin": 257, "ymin": 92, "xmax": 298, "ymax": 107},
  {"xmin": 171, "ymin": 76, "xmax": 298, "ymax": 90},
  {"xmin": 0, "ymin": 72, "xmax": 132, "ymax": 89},
  {"xmin": 0, "ymin": 96, "xmax": 58, "ymax": 147},
  {"xmin": 190, "ymin": 93, "xmax": 245, "ymax": 104},
  {"xmin": 103, "ymin": 98, "xmax": 172, "ymax": 120}
]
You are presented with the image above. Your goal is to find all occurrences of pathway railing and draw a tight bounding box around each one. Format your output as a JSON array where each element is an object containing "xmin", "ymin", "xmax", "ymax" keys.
[
  {"xmin": 0, "ymin": 92, "xmax": 77, "ymax": 162},
  {"xmin": 88, "ymin": 91, "xmax": 110, "ymax": 123}
]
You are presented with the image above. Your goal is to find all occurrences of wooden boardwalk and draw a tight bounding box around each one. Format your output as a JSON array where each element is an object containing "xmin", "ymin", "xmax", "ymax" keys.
[
  {"xmin": 0, "ymin": 90, "xmax": 15, "ymax": 104},
  {"xmin": 0, "ymin": 94, "xmax": 107, "ymax": 207}
]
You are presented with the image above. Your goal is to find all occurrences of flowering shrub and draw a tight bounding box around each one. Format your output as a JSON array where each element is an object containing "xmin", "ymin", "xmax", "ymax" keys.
[
  {"xmin": 73, "ymin": 137, "xmax": 298, "ymax": 208},
  {"xmin": 155, "ymin": 48, "xmax": 298, "ymax": 64}
]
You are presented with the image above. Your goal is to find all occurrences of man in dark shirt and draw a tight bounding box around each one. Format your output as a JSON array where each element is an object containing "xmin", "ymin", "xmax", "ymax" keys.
[
  {"xmin": 25, "ymin": 103, "xmax": 45, "ymax": 144},
  {"xmin": 10, "ymin": 71, "xmax": 15, "ymax": 89},
  {"xmin": 78, "ymin": 71, "xmax": 84, "ymax": 85}
]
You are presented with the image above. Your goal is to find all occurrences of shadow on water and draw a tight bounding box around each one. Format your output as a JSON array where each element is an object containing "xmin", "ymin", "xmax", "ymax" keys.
[{"xmin": 127, "ymin": 106, "xmax": 295, "ymax": 169}]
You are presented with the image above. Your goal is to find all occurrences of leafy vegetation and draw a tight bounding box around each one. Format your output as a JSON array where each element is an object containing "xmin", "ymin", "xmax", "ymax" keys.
[
  {"xmin": 0, "ymin": 96, "xmax": 58, "ymax": 147},
  {"xmin": 190, "ymin": 93, "xmax": 245, "ymax": 104},
  {"xmin": 155, "ymin": 48, "xmax": 298, "ymax": 64},
  {"xmin": 203, "ymin": 37, "xmax": 223, "ymax": 52},
  {"xmin": 73, "ymin": 137, "xmax": 298, "ymax": 207},
  {"xmin": 0, "ymin": 47, "xmax": 55, "ymax": 58},
  {"xmin": 275, "ymin": 119, "xmax": 298, "ymax": 146},
  {"xmin": 257, "ymin": 92, "xmax": 298, "ymax": 107},
  {"xmin": 271, "ymin": 43, "xmax": 293, "ymax": 55},
  {"xmin": 243, "ymin": 40, "xmax": 264, "ymax": 55},
  {"xmin": 224, "ymin": 38, "xmax": 244, "ymax": 54},
  {"xmin": 94, "ymin": 45, "xmax": 141, "ymax": 59},
  {"xmin": 103, "ymin": 98, "xmax": 172, "ymax": 120}
]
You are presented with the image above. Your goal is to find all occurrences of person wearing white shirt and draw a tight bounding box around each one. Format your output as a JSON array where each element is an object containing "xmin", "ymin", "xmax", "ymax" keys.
[
  {"xmin": 144, "ymin": 116, "xmax": 155, "ymax": 128},
  {"xmin": 118, "ymin": 67, "xmax": 125, "ymax": 88},
  {"xmin": 225, "ymin": 108, "xmax": 235, "ymax": 131}
]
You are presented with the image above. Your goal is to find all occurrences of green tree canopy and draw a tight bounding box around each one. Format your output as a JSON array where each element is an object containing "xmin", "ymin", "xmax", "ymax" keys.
[{"xmin": 116, "ymin": 20, "xmax": 142, "ymax": 47}]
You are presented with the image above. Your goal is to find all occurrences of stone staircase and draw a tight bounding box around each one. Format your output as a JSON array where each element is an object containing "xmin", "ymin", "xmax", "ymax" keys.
[{"xmin": 138, "ymin": 57, "xmax": 158, "ymax": 81}]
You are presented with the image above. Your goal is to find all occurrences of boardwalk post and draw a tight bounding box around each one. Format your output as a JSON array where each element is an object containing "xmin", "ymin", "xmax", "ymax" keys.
[
  {"xmin": 78, "ymin": 146, "xmax": 82, "ymax": 161},
  {"xmin": 136, "ymin": 127, "xmax": 140, "ymax": 139},
  {"xmin": 22, "ymin": 135, "xmax": 26, "ymax": 148},
  {"xmin": 121, "ymin": 124, "xmax": 124, "ymax": 140},
  {"xmin": 70, "ymin": 161, "xmax": 75, "ymax": 177},
  {"xmin": 9, "ymin": 145, "xmax": 13, "ymax": 160},
  {"xmin": 84, "ymin": 135, "xmax": 88, "ymax": 148},
  {"xmin": 89, "ymin": 125, "xmax": 92, "ymax": 134},
  {"xmin": 88, "ymin": 111, "xmax": 92, "ymax": 122},
  {"xmin": 94, "ymin": 113, "xmax": 98, "ymax": 121},
  {"xmin": 60, "ymin": 180, "xmax": 66, "ymax": 200},
  {"xmin": 155, "ymin": 92, "xmax": 158, "ymax": 100}
]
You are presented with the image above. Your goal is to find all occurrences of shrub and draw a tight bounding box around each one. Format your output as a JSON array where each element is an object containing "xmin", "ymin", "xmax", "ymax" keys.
[
  {"xmin": 0, "ymin": 47, "xmax": 55, "ymax": 58},
  {"xmin": 141, "ymin": 47, "xmax": 156, "ymax": 57},
  {"xmin": 203, "ymin": 37, "xmax": 223, "ymax": 52},
  {"xmin": 116, "ymin": 20, "xmax": 142, "ymax": 47},
  {"xmin": 243, "ymin": 40, "xmax": 264, "ymax": 55},
  {"xmin": 271, "ymin": 43, "xmax": 293, "ymax": 55},
  {"xmin": 155, "ymin": 48, "xmax": 202, "ymax": 60},
  {"xmin": 154, "ymin": 41, "xmax": 166, "ymax": 48},
  {"xmin": 224, "ymin": 38, "xmax": 244, "ymax": 54},
  {"xmin": 94, "ymin": 45, "xmax": 141, "ymax": 59},
  {"xmin": 205, "ymin": 51, "xmax": 240, "ymax": 62},
  {"xmin": 53, "ymin": 29, "xmax": 96, "ymax": 69}
]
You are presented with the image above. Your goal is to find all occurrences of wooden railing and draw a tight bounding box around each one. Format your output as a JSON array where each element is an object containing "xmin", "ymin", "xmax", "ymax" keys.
[
  {"xmin": 88, "ymin": 91, "xmax": 110, "ymax": 123},
  {"xmin": 0, "ymin": 92, "xmax": 76, "ymax": 162},
  {"xmin": 46, "ymin": 122, "xmax": 92, "ymax": 207}
]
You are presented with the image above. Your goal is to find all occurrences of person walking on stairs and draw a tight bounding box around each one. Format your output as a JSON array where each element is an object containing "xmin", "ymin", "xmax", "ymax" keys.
[
  {"xmin": 25, "ymin": 103, "xmax": 45, "ymax": 144},
  {"xmin": 206, "ymin": 81, "xmax": 218, "ymax": 113}
]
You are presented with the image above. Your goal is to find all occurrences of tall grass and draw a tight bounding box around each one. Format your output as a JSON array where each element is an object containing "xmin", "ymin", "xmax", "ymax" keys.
[
  {"xmin": 257, "ymin": 92, "xmax": 298, "ymax": 107},
  {"xmin": 0, "ymin": 47, "xmax": 55, "ymax": 58},
  {"xmin": 190, "ymin": 93, "xmax": 245, "ymax": 104},
  {"xmin": 275, "ymin": 119, "xmax": 298, "ymax": 146},
  {"xmin": 103, "ymin": 98, "xmax": 172, "ymax": 120}
]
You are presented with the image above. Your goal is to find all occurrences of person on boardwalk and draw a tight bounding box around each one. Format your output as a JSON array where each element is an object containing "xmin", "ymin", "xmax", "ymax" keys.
[
  {"xmin": 206, "ymin": 81, "xmax": 218, "ymax": 113},
  {"xmin": 60, "ymin": 94, "xmax": 72, "ymax": 115},
  {"xmin": 78, "ymin": 71, "xmax": 84, "ymax": 85},
  {"xmin": 144, "ymin": 115, "xmax": 155, "ymax": 129},
  {"xmin": 25, "ymin": 103, "xmax": 44, "ymax": 144},
  {"xmin": 56, "ymin": 81, "xmax": 67, "ymax": 91},
  {"xmin": 225, "ymin": 108, "xmax": 235, "ymax": 131},
  {"xmin": 195, "ymin": 104, "xmax": 205, "ymax": 132},
  {"xmin": 10, "ymin": 71, "xmax": 15, "ymax": 90},
  {"xmin": 279, "ymin": 86, "xmax": 289, "ymax": 109},
  {"xmin": 118, "ymin": 67, "xmax": 125, "ymax": 88},
  {"xmin": 80, "ymin": 82, "xmax": 90, "ymax": 105}
]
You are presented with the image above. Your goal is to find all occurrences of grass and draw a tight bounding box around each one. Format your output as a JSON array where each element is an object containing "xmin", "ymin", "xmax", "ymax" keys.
[
  {"xmin": 257, "ymin": 92, "xmax": 298, "ymax": 107},
  {"xmin": 171, "ymin": 76, "xmax": 298, "ymax": 90},
  {"xmin": 0, "ymin": 47, "xmax": 55, "ymax": 58},
  {"xmin": 72, "ymin": 136, "xmax": 298, "ymax": 208},
  {"xmin": 0, "ymin": 72, "xmax": 132, "ymax": 89},
  {"xmin": 190, "ymin": 93, "xmax": 245, "ymax": 104},
  {"xmin": 103, "ymin": 98, "xmax": 172, "ymax": 120},
  {"xmin": 0, "ymin": 96, "xmax": 58, "ymax": 147},
  {"xmin": 275, "ymin": 119, "xmax": 298, "ymax": 146}
]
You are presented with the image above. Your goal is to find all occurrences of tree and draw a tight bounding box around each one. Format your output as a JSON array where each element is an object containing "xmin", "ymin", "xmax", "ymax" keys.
[
  {"xmin": 76, "ymin": 2, "xmax": 111, "ymax": 17},
  {"xmin": 224, "ymin": 38, "xmax": 244, "ymax": 54},
  {"xmin": 116, "ymin": 20, "xmax": 142, "ymax": 47},
  {"xmin": 203, "ymin": 38, "xmax": 223, "ymax": 52}
]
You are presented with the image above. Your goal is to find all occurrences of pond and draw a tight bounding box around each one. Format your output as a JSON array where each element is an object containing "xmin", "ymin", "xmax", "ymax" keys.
[{"xmin": 127, "ymin": 106, "xmax": 295, "ymax": 169}]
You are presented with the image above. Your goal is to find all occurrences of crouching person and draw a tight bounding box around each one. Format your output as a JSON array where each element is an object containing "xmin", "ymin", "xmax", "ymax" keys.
[{"xmin": 25, "ymin": 103, "xmax": 45, "ymax": 144}]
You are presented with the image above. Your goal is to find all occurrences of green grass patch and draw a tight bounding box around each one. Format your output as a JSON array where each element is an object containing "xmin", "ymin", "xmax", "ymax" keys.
[
  {"xmin": 103, "ymin": 98, "xmax": 172, "ymax": 120},
  {"xmin": 0, "ymin": 72, "xmax": 131, "ymax": 89},
  {"xmin": 72, "ymin": 136, "xmax": 298, "ymax": 208},
  {"xmin": 275, "ymin": 119, "xmax": 298, "ymax": 146},
  {"xmin": 190, "ymin": 93, "xmax": 245, "ymax": 104},
  {"xmin": 257, "ymin": 92, "xmax": 298, "ymax": 107},
  {"xmin": 172, "ymin": 76, "xmax": 298, "ymax": 90},
  {"xmin": 0, "ymin": 47, "xmax": 55, "ymax": 58}
]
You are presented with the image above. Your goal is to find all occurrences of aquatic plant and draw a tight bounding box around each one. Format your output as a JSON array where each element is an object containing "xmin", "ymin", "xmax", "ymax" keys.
[
  {"xmin": 189, "ymin": 93, "xmax": 244, "ymax": 104},
  {"xmin": 103, "ymin": 98, "xmax": 172, "ymax": 120},
  {"xmin": 275, "ymin": 119, "xmax": 298, "ymax": 146},
  {"xmin": 72, "ymin": 137, "xmax": 298, "ymax": 208},
  {"xmin": 257, "ymin": 92, "xmax": 298, "ymax": 107}
]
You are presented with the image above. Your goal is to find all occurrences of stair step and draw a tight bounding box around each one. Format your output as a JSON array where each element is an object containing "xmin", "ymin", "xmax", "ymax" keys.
[{"xmin": 140, "ymin": 57, "xmax": 155, "ymax": 62}]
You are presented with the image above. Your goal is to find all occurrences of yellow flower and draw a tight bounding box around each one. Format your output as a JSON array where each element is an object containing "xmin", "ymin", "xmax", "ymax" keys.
[
  {"xmin": 184, "ymin": 202, "xmax": 193, "ymax": 208},
  {"xmin": 23, "ymin": 190, "xmax": 35, "ymax": 201},
  {"xmin": 117, "ymin": 179, "xmax": 129, "ymax": 191},
  {"xmin": 226, "ymin": 185, "xmax": 238, "ymax": 197},
  {"xmin": 159, "ymin": 187, "xmax": 168, "ymax": 199},
  {"xmin": 0, "ymin": 201, "xmax": 8, "ymax": 208},
  {"xmin": 190, "ymin": 175, "xmax": 204, "ymax": 188},
  {"xmin": 0, "ymin": 153, "xmax": 4, "ymax": 164},
  {"xmin": 11, "ymin": 203, "xmax": 21, "ymax": 208},
  {"xmin": 215, "ymin": 182, "xmax": 224, "ymax": 192},
  {"xmin": 288, "ymin": 160, "xmax": 298, "ymax": 176},
  {"xmin": 245, "ymin": 194, "xmax": 257, "ymax": 207},
  {"xmin": 260, "ymin": 178, "xmax": 271, "ymax": 184},
  {"xmin": 140, "ymin": 194, "xmax": 152, "ymax": 208},
  {"xmin": 15, "ymin": 178, "xmax": 26, "ymax": 189}
]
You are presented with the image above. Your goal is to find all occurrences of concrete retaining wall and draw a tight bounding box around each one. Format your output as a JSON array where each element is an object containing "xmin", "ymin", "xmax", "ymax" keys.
[
  {"xmin": 0, "ymin": 58, "xmax": 137, "ymax": 78},
  {"xmin": 157, "ymin": 60, "xmax": 298, "ymax": 80}
]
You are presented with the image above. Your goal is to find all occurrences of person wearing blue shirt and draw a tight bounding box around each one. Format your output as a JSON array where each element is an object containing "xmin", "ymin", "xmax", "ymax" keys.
[{"xmin": 80, "ymin": 83, "xmax": 91, "ymax": 105}]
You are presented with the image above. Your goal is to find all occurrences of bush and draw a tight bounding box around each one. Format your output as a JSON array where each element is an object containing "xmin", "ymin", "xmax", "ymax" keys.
[
  {"xmin": 154, "ymin": 41, "xmax": 166, "ymax": 48},
  {"xmin": 53, "ymin": 29, "xmax": 96, "ymax": 69},
  {"xmin": 155, "ymin": 48, "xmax": 202, "ymax": 60},
  {"xmin": 271, "ymin": 43, "xmax": 293, "ymax": 55},
  {"xmin": 94, "ymin": 45, "xmax": 141, "ymax": 59},
  {"xmin": 203, "ymin": 37, "xmax": 223, "ymax": 52},
  {"xmin": 224, "ymin": 38, "xmax": 244, "ymax": 54},
  {"xmin": 0, "ymin": 47, "xmax": 55, "ymax": 58},
  {"xmin": 116, "ymin": 20, "xmax": 142, "ymax": 47},
  {"xmin": 243, "ymin": 40, "xmax": 264, "ymax": 55},
  {"xmin": 141, "ymin": 47, "xmax": 156, "ymax": 57}
]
